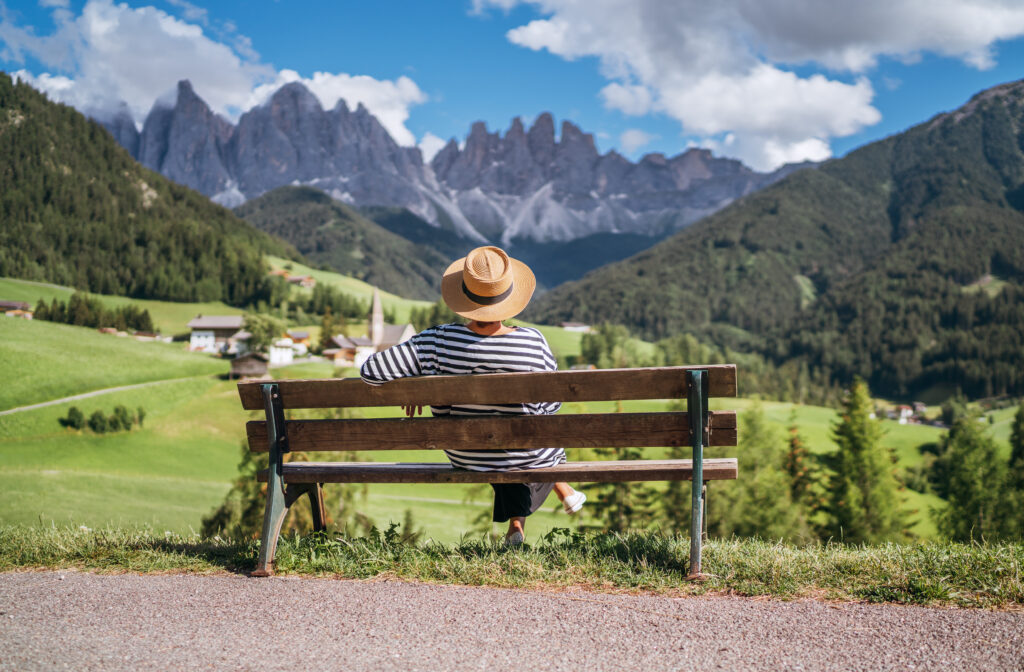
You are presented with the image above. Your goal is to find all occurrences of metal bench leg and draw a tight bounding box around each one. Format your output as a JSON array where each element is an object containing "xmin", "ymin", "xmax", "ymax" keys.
[
  {"xmin": 688, "ymin": 370, "xmax": 707, "ymax": 579},
  {"xmin": 253, "ymin": 384, "xmax": 288, "ymax": 577},
  {"xmin": 284, "ymin": 483, "xmax": 327, "ymax": 533}
]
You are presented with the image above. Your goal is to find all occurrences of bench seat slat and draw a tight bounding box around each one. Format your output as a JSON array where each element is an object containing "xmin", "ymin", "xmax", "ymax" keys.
[
  {"xmin": 237, "ymin": 365, "xmax": 737, "ymax": 410},
  {"xmin": 246, "ymin": 411, "xmax": 738, "ymax": 453},
  {"xmin": 256, "ymin": 458, "xmax": 738, "ymax": 484}
]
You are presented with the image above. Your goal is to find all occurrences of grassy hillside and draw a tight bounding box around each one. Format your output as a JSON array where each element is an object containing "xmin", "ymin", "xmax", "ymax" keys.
[
  {"xmin": 0, "ymin": 318, "xmax": 226, "ymax": 411},
  {"xmin": 0, "ymin": 277, "xmax": 245, "ymax": 335},
  {"xmin": 0, "ymin": 73, "xmax": 298, "ymax": 304},
  {"xmin": 236, "ymin": 186, "xmax": 450, "ymax": 300},
  {"xmin": 528, "ymin": 80, "xmax": 1024, "ymax": 400},
  {"xmin": 267, "ymin": 255, "xmax": 431, "ymax": 325}
]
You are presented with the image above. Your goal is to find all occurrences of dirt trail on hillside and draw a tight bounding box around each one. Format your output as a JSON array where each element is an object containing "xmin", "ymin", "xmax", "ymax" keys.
[
  {"xmin": 0, "ymin": 376, "xmax": 207, "ymax": 417},
  {"xmin": 2, "ymin": 571, "xmax": 1022, "ymax": 671}
]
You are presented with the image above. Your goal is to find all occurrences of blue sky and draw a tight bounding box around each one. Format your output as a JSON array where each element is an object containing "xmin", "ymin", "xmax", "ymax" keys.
[{"xmin": 2, "ymin": 0, "xmax": 1024, "ymax": 170}]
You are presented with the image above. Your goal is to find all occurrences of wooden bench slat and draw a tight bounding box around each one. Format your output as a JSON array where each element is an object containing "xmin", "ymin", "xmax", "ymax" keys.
[
  {"xmin": 256, "ymin": 458, "xmax": 738, "ymax": 484},
  {"xmin": 246, "ymin": 410, "xmax": 738, "ymax": 453},
  {"xmin": 237, "ymin": 364, "xmax": 737, "ymax": 410}
]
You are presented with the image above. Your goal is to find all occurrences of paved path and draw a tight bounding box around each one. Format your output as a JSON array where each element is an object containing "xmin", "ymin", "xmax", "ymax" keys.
[
  {"xmin": 0, "ymin": 376, "xmax": 204, "ymax": 417},
  {"xmin": 1, "ymin": 571, "xmax": 1022, "ymax": 671}
]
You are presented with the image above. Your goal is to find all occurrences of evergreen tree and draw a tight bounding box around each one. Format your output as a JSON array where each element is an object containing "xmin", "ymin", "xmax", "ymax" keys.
[
  {"xmin": 823, "ymin": 378, "xmax": 905, "ymax": 543},
  {"xmin": 1005, "ymin": 401, "xmax": 1024, "ymax": 537},
  {"xmin": 938, "ymin": 415, "xmax": 1007, "ymax": 541},
  {"xmin": 708, "ymin": 404, "xmax": 809, "ymax": 541},
  {"xmin": 319, "ymin": 306, "xmax": 336, "ymax": 353},
  {"xmin": 784, "ymin": 410, "xmax": 815, "ymax": 508},
  {"xmin": 87, "ymin": 410, "xmax": 108, "ymax": 433}
]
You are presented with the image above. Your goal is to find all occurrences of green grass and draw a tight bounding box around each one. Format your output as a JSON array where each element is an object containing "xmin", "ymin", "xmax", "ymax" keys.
[
  {"xmin": 1, "ymin": 526, "xmax": 1020, "ymax": 608},
  {"xmin": 0, "ymin": 276, "xmax": 245, "ymax": 335},
  {"xmin": 794, "ymin": 274, "xmax": 817, "ymax": 308},
  {"xmin": 0, "ymin": 318, "xmax": 227, "ymax": 411},
  {"xmin": 267, "ymin": 256, "xmax": 431, "ymax": 324}
]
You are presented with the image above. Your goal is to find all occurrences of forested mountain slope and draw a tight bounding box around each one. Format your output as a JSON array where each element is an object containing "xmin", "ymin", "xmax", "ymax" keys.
[
  {"xmin": 528, "ymin": 80, "xmax": 1024, "ymax": 399},
  {"xmin": 235, "ymin": 186, "xmax": 452, "ymax": 300},
  {"xmin": 0, "ymin": 73, "xmax": 296, "ymax": 305}
]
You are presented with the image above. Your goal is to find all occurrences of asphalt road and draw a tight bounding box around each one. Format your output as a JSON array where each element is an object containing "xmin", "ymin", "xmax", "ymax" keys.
[{"xmin": 1, "ymin": 571, "xmax": 1022, "ymax": 671}]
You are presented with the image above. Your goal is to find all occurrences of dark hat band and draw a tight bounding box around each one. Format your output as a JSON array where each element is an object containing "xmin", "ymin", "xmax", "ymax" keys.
[{"xmin": 462, "ymin": 280, "xmax": 514, "ymax": 305}]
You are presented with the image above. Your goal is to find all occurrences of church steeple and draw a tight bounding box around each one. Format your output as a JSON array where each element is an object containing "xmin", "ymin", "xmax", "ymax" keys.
[{"xmin": 369, "ymin": 288, "xmax": 384, "ymax": 347}]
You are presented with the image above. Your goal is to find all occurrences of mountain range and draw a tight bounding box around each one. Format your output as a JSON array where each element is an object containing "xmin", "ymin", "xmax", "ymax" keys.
[
  {"xmin": 527, "ymin": 80, "xmax": 1024, "ymax": 399},
  {"xmin": 0, "ymin": 73, "xmax": 295, "ymax": 306},
  {"xmin": 99, "ymin": 80, "xmax": 805, "ymax": 248}
]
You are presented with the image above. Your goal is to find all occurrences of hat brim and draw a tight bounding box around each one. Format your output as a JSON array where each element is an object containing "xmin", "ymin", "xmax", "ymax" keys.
[{"xmin": 441, "ymin": 255, "xmax": 536, "ymax": 322}]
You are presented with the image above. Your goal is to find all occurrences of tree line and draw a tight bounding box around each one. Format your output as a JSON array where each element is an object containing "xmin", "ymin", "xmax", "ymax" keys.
[{"xmin": 33, "ymin": 293, "xmax": 154, "ymax": 333}]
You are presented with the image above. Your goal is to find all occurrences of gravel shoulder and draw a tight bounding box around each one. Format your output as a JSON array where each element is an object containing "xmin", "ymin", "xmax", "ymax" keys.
[{"xmin": 2, "ymin": 571, "xmax": 1022, "ymax": 672}]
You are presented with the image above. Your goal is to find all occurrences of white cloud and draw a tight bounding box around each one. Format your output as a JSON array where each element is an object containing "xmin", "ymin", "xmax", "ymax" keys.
[
  {"xmin": 418, "ymin": 132, "xmax": 447, "ymax": 162},
  {"xmin": 600, "ymin": 82, "xmax": 652, "ymax": 116},
  {"xmin": 38, "ymin": 0, "xmax": 70, "ymax": 8},
  {"xmin": 1, "ymin": 0, "xmax": 428, "ymax": 145},
  {"xmin": 479, "ymin": 0, "xmax": 1024, "ymax": 169},
  {"xmin": 619, "ymin": 128, "xmax": 655, "ymax": 154}
]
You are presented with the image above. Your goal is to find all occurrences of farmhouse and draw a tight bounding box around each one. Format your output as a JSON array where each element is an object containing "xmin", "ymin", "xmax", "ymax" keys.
[
  {"xmin": 287, "ymin": 275, "xmax": 316, "ymax": 288},
  {"xmin": 561, "ymin": 322, "xmax": 592, "ymax": 333},
  {"xmin": 187, "ymin": 315, "xmax": 245, "ymax": 354},
  {"xmin": 322, "ymin": 289, "xmax": 414, "ymax": 367},
  {"xmin": 0, "ymin": 300, "xmax": 32, "ymax": 319},
  {"xmin": 230, "ymin": 352, "xmax": 269, "ymax": 380}
]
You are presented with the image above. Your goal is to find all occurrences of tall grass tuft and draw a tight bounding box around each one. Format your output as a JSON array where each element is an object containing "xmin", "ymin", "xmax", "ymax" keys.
[{"xmin": 1, "ymin": 525, "xmax": 1020, "ymax": 608}]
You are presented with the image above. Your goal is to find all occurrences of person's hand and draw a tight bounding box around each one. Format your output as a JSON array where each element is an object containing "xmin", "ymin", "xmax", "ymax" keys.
[{"xmin": 402, "ymin": 405, "xmax": 423, "ymax": 417}]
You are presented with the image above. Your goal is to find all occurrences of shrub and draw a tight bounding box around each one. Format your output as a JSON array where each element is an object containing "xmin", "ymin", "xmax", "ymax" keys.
[
  {"xmin": 59, "ymin": 406, "xmax": 85, "ymax": 430},
  {"xmin": 87, "ymin": 410, "xmax": 108, "ymax": 433}
]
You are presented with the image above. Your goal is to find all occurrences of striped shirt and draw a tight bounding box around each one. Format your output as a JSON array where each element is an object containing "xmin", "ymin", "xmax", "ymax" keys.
[{"xmin": 360, "ymin": 323, "xmax": 566, "ymax": 471}]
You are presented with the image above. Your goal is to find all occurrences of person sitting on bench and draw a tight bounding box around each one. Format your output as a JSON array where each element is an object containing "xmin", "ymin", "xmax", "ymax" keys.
[{"xmin": 360, "ymin": 246, "xmax": 586, "ymax": 545}]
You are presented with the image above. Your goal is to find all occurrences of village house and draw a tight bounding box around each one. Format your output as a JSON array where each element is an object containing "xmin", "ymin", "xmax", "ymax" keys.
[
  {"xmin": 0, "ymin": 300, "xmax": 32, "ymax": 319},
  {"xmin": 561, "ymin": 322, "xmax": 592, "ymax": 333},
  {"xmin": 322, "ymin": 289, "xmax": 414, "ymax": 368},
  {"xmin": 286, "ymin": 275, "xmax": 316, "ymax": 288},
  {"xmin": 229, "ymin": 352, "xmax": 269, "ymax": 380},
  {"xmin": 187, "ymin": 315, "xmax": 246, "ymax": 354}
]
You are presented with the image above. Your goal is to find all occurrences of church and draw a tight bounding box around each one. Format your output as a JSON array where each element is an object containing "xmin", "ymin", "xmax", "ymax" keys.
[{"xmin": 324, "ymin": 288, "xmax": 415, "ymax": 368}]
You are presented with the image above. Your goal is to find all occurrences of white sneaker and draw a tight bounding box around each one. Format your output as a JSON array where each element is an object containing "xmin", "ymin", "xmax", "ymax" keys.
[
  {"xmin": 505, "ymin": 530, "xmax": 525, "ymax": 546},
  {"xmin": 563, "ymin": 491, "xmax": 586, "ymax": 515}
]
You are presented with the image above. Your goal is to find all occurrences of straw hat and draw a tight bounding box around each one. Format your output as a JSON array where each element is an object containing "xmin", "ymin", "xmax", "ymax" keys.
[{"xmin": 441, "ymin": 246, "xmax": 536, "ymax": 321}]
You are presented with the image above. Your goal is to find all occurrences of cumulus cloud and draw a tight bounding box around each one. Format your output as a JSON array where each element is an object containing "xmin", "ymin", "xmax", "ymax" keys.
[
  {"xmin": 418, "ymin": 132, "xmax": 447, "ymax": 162},
  {"xmin": 619, "ymin": 128, "xmax": 656, "ymax": 154},
  {"xmin": 1, "ymin": 0, "xmax": 427, "ymax": 145},
  {"xmin": 479, "ymin": 0, "xmax": 1024, "ymax": 169}
]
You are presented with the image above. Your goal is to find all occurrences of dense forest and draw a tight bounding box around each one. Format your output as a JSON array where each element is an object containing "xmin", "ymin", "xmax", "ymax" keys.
[
  {"xmin": 0, "ymin": 73, "xmax": 298, "ymax": 305},
  {"xmin": 235, "ymin": 186, "xmax": 450, "ymax": 300},
  {"xmin": 528, "ymin": 80, "xmax": 1024, "ymax": 399}
]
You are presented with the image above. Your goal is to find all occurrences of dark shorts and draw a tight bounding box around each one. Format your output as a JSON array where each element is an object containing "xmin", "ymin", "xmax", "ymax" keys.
[{"xmin": 491, "ymin": 482, "xmax": 556, "ymax": 522}]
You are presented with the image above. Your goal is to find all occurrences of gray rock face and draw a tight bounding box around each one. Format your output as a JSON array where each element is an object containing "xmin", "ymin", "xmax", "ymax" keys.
[
  {"xmin": 101, "ymin": 80, "xmax": 809, "ymax": 244},
  {"xmin": 136, "ymin": 80, "xmax": 233, "ymax": 198}
]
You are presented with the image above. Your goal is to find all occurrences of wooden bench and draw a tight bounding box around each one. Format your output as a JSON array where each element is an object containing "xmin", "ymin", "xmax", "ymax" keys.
[{"xmin": 236, "ymin": 364, "xmax": 739, "ymax": 577}]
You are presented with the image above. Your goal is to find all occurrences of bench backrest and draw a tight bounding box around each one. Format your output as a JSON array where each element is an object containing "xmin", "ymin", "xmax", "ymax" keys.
[{"xmin": 238, "ymin": 365, "xmax": 738, "ymax": 454}]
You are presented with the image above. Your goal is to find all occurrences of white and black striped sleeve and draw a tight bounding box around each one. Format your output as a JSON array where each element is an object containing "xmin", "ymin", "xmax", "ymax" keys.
[{"xmin": 359, "ymin": 330, "xmax": 431, "ymax": 385}]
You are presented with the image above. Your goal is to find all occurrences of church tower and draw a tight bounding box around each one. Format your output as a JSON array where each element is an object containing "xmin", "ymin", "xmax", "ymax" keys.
[{"xmin": 369, "ymin": 288, "xmax": 384, "ymax": 348}]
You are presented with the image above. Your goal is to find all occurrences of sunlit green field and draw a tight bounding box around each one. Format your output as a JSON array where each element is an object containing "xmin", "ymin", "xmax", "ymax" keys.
[
  {"xmin": 2, "ymin": 315, "xmax": 1008, "ymax": 543},
  {"xmin": 0, "ymin": 317, "xmax": 227, "ymax": 411}
]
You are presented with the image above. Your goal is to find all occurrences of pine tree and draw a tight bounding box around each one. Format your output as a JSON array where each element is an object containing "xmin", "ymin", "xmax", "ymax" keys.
[
  {"xmin": 823, "ymin": 378, "xmax": 905, "ymax": 543},
  {"xmin": 708, "ymin": 404, "xmax": 809, "ymax": 541},
  {"xmin": 784, "ymin": 410, "xmax": 815, "ymax": 508},
  {"xmin": 1005, "ymin": 401, "xmax": 1024, "ymax": 537},
  {"xmin": 938, "ymin": 415, "xmax": 1007, "ymax": 541},
  {"xmin": 319, "ymin": 306, "xmax": 336, "ymax": 353}
]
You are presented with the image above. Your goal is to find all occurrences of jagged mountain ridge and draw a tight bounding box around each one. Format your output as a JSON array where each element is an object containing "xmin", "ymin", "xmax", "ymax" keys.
[{"xmin": 100, "ymin": 80, "xmax": 807, "ymax": 246}]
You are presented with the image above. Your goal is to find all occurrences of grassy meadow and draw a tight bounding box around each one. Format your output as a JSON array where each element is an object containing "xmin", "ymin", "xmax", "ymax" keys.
[
  {"xmin": 0, "ymin": 317, "xmax": 227, "ymax": 411},
  {"xmin": 0, "ymin": 277, "xmax": 245, "ymax": 335},
  {"xmin": 2, "ymin": 301, "xmax": 1014, "ymax": 545}
]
